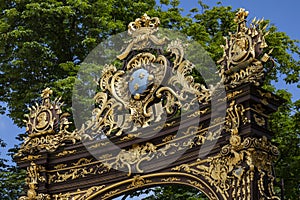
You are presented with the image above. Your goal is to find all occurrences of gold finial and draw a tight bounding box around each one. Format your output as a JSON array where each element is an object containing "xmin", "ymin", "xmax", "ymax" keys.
[
  {"xmin": 218, "ymin": 9, "xmax": 272, "ymax": 89},
  {"xmin": 41, "ymin": 88, "xmax": 53, "ymax": 99},
  {"xmin": 234, "ymin": 8, "xmax": 249, "ymax": 23},
  {"xmin": 128, "ymin": 13, "xmax": 160, "ymax": 35}
]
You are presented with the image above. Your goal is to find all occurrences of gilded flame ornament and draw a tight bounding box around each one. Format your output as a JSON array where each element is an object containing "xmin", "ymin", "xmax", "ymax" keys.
[
  {"xmin": 16, "ymin": 88, "xmax": 80, "ymax": 156},
  {"xmin": 218, "ymin": 8, "xmax": 273, "ymax": 88}
]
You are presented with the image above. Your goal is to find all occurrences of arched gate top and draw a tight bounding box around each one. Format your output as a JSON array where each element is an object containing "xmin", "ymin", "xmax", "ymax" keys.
[{"xmin": 16, "ymin": 9, "xmax": 283, "ymax": 200}]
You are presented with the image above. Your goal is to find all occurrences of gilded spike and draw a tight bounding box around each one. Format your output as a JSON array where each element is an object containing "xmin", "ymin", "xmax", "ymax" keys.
[{"xmin": 218, "ymin": 8, "xmax": 273, "ymax": 89}]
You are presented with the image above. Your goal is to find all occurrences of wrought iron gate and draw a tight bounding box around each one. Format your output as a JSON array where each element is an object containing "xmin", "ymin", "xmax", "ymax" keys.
[{"xmin": 16, "ymin": 9, "xmax": 282, "ymax": 200}]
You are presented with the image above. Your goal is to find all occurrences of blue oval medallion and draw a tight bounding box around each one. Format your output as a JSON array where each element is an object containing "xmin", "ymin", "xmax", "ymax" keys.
[{"xmin": 129, "ymin": 68, "xmax": 150, "ymax": 96}]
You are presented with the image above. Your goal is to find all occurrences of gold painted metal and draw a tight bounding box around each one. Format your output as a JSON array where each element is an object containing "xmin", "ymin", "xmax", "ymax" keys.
[
  {"xmin": 16, "ymin": 88, "xmax": 80, "ymax": 156},
  {"xmin": 48, "ymin": 162, "xmax": 109, "ymax": 184},
  {"xmin": 104, "ymin": 142, "xmax": 157, "ymax": 176},
  {"xmin": 85, "ymin": 172, "xmax": 220, "ymax": 200},
  {"xmin": 56, "ymin": 150, "xmax": 77, "ymax": 157},
  {"xmin": 89, "ymin": 141, "xmax": 110, "ymax": 149},
  {"xmin": 127, "ymin": 175, "xmax": 152, "ymax": 189},
  {"xmin": 153, "ymin": 121, "xmax": 176, "ymax": 131},
  {"xmin": 102, "ymin": 189, "xmax": 121, "ymax": 199},
  {"xmin": 17, "ymin": 10, "xmax": 281, "ymax": 200},
  {"xmin": 120, "ymin": 132, "xmax": 142, "ymax": 141},
  {"xmin": 187, "ymin": 108, "xmax": 209, "ymax": 118},
  {"xmin": 258, "ymin": 90, "xmax": 279, "ymax": 101},
  {"xmin": 118, "ymin": 13, "xmax": 163, "ymax": 60},
  {"xmin": 172, "ymin": 135, "xmax": 280, "ymax": 199},
  {"xmin": 48, "ymin": 158, "xmax": 100, "ymax": 184},
  {"xmin": 52, "ymin": 185, "xmax": 106, "ymax": 200},
  {"xmin": 20, "ymin": 155, "xmax": 42, "ymax": 161},
  {"xmin": 99, "ymin": 124, "xmax": 224, "ymax": 177},
  {"xmin": 46, "ymin": 120, "xmax": 224, "ymax": 184},
  {"xmin": 218, "ymin": 8, "xmax": 273, "ymax": 89},
  {"xmin": 253, "ymin": 113, "xmax": 266, "ymax": 126},
  {"xmin": 161, "ymin": 177, "xmax": 181, "ymax": 182},
  {"xmin": 225, "ymin": 100, "xmax": 248, "ymax": 135},
  {"xmin": 80, "ymin": 14, "xmax": 215, "ymax": 139},
  {"xmin": 226, "ymin": 90, "xmax": 243, "ymax": 100},
  {"xmin": 19, "ymin": 162, "xmax": 50, "ymax": 200}
]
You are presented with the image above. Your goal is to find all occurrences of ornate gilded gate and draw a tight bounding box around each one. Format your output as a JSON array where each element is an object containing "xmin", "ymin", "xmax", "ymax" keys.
[{"xmin": 16, "ymin": 9, "xmax": 283, "ymax": 200}]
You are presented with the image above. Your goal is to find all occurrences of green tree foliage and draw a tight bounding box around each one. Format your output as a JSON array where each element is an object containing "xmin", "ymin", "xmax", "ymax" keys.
[
  {"xmin": 0, "ymin": 164, "xmax": 26, "ymax": 199},
  {"xmin": 269, "ymin": 89, "xmax": 300, "ymax": 199},
  {"xmin": 0, "ymin": 0, "xmax": 299, "ymax": 199},
  {"xmin": 119, "ymin": 185, "xmax": 209, "ymax": 200},
  {"xmin": 0, "ymin": 0, "xmax": 158, "ymax": 126},
  {"xmin": 0, "ymin": 141, "xmax": 26, "ymax": 199},
  {"xmin": 143, "ymin": 185, "xmax": 209, "ymax": 200}
]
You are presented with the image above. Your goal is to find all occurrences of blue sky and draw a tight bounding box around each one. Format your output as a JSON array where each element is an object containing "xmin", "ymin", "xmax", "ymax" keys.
[{"xmin": 0, "ymin": 1, "xmax": 299, "ymax": 198}]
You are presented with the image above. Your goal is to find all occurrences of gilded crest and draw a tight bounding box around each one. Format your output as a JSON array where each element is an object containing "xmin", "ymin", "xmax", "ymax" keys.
[
  {"xmin": 16, "ymin": 88, "xmax": 80, "ymax": 156},
  {"xmin": 218, "ymin": 8, "xmax": 273, "ymax": 88},
  {"xmin": 81, "ymin": 14, "xmax": 214, "ymax": 139}
]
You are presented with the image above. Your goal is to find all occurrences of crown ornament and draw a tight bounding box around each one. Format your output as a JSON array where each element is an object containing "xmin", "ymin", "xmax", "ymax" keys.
[
  {"xmin": 117, "ymin": 13, "xmax": 166, "ymax": 60},
  {"xmin": 128, "ymin": 13, "xmax": 160, "ymax": 36}
]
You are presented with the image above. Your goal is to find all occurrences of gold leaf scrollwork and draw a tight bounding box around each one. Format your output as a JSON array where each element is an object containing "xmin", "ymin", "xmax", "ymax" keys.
[
  {"xmin": 187, "ymin": 108, "xmax": 209, "ymax": 118},
  {"xmin": 21, "ymin": 155, "xmax": 42, "ymax": 161},
  {"xmin": 225, "ymin": 101, "xmax": 248, "ymax": 135},
  {"xmin": 253, "ymin": 103, "xmax": 266, "ymax": 114},
  {"xmin": 118, "ymin": 14, "xmax": 166, "ymax": 60},
  {"xmin": 48, "ymin": 158, "xmax": 112, "ymax": 184},
  {"xmin": 258, "ymin": 90, "xmax": 279, "ymax": 101},
  {"xmin": 172, "ymin": 135, "xmax": 280, "ymax": 199},
  {"xmin": 19, "ymin": 162, "xmax": 50, "ymax": 200},
  {"xmin": 72, "ymin": 158, "xmax": 93, "ymax": 166},
  {"xmin": 107, "ymin": 142, "xmax": 157, "ymax": 176},
  {"xmin": 50, "ymin": 129, "xmax": 215, "ymax": 184},
  {"xmin": 17, "ymin": 88, "xmax": 80, "ymax": 156},
  {"xmin": 56, "ymin": 150, "xmax": 77, "ymax": 157},
  {"xmin": 153, "ymin": 121, "xmax": 176, "ymax": 131},
  {"xmin": 127, "ymin": 175, "xmax": 152, "ymax": 189},
  {"xmin": 89, "ymin": 141, "xmax": 109, "ymax": 149},
  {"xmin": 253, "ymin": 114, "xmax": 266, "ymax": 126},
  {"xmin": 48, "ymin": 163, "xmax": 110, "ymax": 184},
  {"xmin": 226, "ymin": 90, "xmax": 243, "ymax": 100},
  {"xmin": 102, "ymin": 189, "xmax": 120, "ymax": 199},
  {"xmin": 54, "ymin": 164, "xmax": 67, "ymax": 170},
  {"xmin": 52, "ymin": 185, "xmax": 105, "ymax": 200},
  {"xmin": 187, "ymin": 180, "xmax": 204, "ymax": 189},
  {"xmin": 120, "ymin": 133, "xmax": 142, "ymax": 141},
  {"xmin": 79, "ymin": 14, "xmax": 218, "ymax": 139},
  {"xmin": 161, "ymin": 177, "xmax": 181, "ymax": 182}
]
